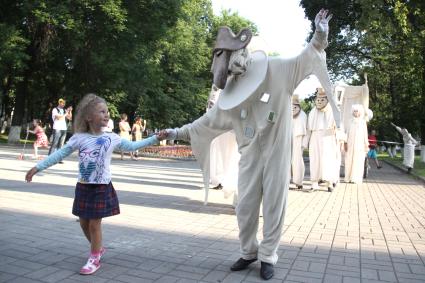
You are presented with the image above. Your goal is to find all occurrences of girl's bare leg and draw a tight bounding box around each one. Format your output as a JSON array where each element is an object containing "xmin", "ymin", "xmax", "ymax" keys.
[
  {"xmin": 88, "ymin": 219, "xmax": 102, "ymax": 252},
  {"xmin": 33, "ymin": 144, "xmax": 38, "ymax": 159},
  {"xmin": 79, "ymin": 218, "xmax": 91, "ymax": 243}
]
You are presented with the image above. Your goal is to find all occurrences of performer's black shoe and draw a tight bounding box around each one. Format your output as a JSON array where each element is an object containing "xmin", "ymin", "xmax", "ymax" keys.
[
  {"xmin": 296, "ymin": 185, "xmax": 303, "ymax": 190},
  {"xmin": 230, "ymin": 258, "xmax": 257, "ymax": 271},
  {"xmin": 211, "ymin": 184, "xmax": 223, "ymax": 190},
  {"xmin": 407, "ymin": 167, "xmax": 412, "ymax": 173},
  {"xmin": 328, "ymin": 187, "xmax": 333, "ymax": 192},
  {"xmin": 260, "ymin": 262, "xmax": 274, "ymax": 280}
]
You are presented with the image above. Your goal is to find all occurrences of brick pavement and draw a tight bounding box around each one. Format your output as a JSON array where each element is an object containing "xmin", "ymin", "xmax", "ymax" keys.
[{"xmin": 1, "ymin": 145, "xmax": 425, "ymax": 282}]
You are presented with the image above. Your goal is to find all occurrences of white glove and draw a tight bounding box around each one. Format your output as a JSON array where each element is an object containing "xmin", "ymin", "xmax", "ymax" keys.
[
  {"xmin": 315, "ymin": 9, "xmax": 332, "ymax": 33},
  {"xmin": 165, "ymin": 129, "xmax": 177, "ymax": 140}
]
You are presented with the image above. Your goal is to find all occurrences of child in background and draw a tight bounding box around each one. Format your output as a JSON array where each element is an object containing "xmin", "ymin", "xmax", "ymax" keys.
[
  {"xmin": 25, "ymin": 93, "xmax": 167, "ymax": 275},
  {"xmin": 367, "ymin": 130, "xmax": 382, "ymax": 169},
  {"xmin": 27, "ymin": 119, "xmax": 49, "ymax": 159}
]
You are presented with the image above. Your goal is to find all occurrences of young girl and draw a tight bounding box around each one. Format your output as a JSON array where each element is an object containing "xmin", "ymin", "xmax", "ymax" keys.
[
  {"xmin": 118, "ymin": 113, "xmax": 132, "ymax": 160},
  {"xmin": 25, "ymin": 93, "xmax": 167, "ymax": 275},
  {"xmin": 27, "ymin": 119, "xmax": 49, "ymax": 159}
]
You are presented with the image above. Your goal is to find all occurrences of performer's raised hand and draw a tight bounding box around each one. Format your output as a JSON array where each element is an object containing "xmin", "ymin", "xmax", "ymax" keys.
[
  {"xmin": 315, "ymin": 9, "xmax": 332, "ymax": 33},
  {"xmin": 390, "ymin": 122, "xmax": 396, "ymax": 128}
]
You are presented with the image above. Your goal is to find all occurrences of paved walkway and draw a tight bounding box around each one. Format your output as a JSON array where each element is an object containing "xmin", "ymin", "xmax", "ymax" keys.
[{"xmin": 1, "ymin": 145, "xmax": 425, "ymax": 283}]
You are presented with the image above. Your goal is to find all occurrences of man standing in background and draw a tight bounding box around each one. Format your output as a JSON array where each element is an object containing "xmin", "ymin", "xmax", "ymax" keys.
[{"xmin": 48, "ymin": 98, "xmax": 72, "ymax": 156}]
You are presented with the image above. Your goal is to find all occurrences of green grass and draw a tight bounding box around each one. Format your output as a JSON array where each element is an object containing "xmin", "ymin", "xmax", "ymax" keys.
[
  {"xmin": 379, "ymin": 153, "xmax": 425, "ymax": 178},
  {"xmin": 0, "ymin": 134, "xmax": 35, "ymax": 144}
]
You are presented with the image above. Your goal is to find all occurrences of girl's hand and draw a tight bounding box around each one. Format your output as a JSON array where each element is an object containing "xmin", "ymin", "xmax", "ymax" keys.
[{"xmin": 25, "ymin": 167, "xmax": 38, "ymax": 182}]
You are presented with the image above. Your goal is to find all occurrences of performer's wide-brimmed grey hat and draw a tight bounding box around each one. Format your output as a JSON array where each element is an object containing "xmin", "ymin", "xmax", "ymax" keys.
[
  {"xmin": 213, "ymin": 27, "xmax": 252, "ymax": 52},
  {"xmin": 292, "ymin": 94, "xmax": 301, "ymax": 105},
  {"xmin": 211, "ymin": 27, "xmax": 253, "ymax": 90}
]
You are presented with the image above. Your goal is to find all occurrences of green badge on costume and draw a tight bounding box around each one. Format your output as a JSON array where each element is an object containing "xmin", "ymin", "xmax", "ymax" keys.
[{"xmin": 267, "ymin": 111, "xmax": 276, "ymax": 123}]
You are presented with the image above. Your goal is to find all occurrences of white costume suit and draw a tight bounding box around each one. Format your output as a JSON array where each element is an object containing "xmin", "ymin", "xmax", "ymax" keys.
[
  {"xmin": 307, "ymin": 105, "xmax": 339, "ymax": 184},
  {"xmin": 173, "ymin": 31, "xmax": 339, "ymax": 264},
  {"xmin": 292, "ymin": 110, "xmax": 307, "ymax": 186},
  {"xmin": 344, "ymin": 107, "xmax": 368, "ymax": 184}
]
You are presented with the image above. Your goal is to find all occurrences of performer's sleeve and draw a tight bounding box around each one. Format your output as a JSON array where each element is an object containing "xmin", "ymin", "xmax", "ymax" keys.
[
  {"xmin": 174, "ymin": 106, "xmax": 232, "ymax": 204},
  {"xmin": 283, "ymin": 30, "xmax": 341, "ymax": 128}
]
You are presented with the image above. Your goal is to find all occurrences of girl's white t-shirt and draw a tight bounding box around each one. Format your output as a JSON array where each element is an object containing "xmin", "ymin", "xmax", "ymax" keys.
[
  {"xmin": 36, "ymin": 132, "xmax": 158, "ymax": 184},
  {"xmin": 66, "ymin": 133, "xmax": 122, "ymax": 184}
]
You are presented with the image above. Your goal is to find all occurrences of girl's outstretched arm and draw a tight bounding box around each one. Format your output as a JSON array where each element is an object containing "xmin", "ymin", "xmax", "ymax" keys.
[
  {"xmin": 25, "ymin": 145, "xmax": 74, "ymax": 182},
  {"xmin": 117, "ymin": 135, "xmax": 159, "ymax": 152}
]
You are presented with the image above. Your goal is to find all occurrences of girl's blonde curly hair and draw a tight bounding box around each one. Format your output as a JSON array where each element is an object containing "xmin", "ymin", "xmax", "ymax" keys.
[{"xmin": 73, "ymin": 93, "xmax": 106, "ymax": 133}]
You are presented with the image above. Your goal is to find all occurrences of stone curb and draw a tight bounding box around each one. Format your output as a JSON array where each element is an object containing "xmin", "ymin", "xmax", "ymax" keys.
[{"xmin": 383, "ymin": 159, "xmax": 425, "ymax": 185}]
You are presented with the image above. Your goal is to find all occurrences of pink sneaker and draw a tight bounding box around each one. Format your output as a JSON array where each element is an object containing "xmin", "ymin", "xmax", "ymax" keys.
[
  {"xmin": 79, "ymin": 256, "xmax": 100, "ymax": 275},
  {"xmin": 99, "ymin": 247, "xmax": 106, "ymax": 260}
]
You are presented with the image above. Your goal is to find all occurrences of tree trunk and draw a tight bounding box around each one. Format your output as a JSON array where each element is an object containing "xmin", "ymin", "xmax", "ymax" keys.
[
  {"xmin": 421, "ymin": 43, "xmax": 425, "ymax": 161},
  {"xmin": 7, "ymin": 69, "xmax": 31, "ymax": 143},
  {"xmin": 389, "ymin": 76, "xmax": 397, "ymax": 123},
  {"xmin": 8, "ymin": 42, "xmax": 35, "ymax": 143}
]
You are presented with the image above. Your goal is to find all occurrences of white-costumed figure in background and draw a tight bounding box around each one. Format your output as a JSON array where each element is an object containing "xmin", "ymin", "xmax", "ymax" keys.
[
  {"xmin": 165, "ymin": 9, "xmax": 339, "ymax": 280},
  {"xmin": 344, "ymin": 104, "xmax": 369, "ymax": 184},
  {"xmin": 305, "ymin": 88, "xmax": 339, "ymax": 192},
  {"xmin": 291, "ymin": 95, "xmax": 307, "ymax": 189},
  {"xmin": 391, "ymin": 122, "xmax": 418, "ymax": 172},
  {"xmin": 207, "ymin": 85, "xmax": 240, "ymax": 206}
]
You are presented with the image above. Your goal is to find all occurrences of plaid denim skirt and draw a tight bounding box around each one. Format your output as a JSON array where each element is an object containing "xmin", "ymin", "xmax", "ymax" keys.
[{"xmin": 72, "ymin": 182, "xmax": 120, "ymax": 219}]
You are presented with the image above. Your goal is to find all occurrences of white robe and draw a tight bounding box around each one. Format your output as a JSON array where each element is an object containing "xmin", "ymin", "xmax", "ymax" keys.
[
  {"xmin": 291, "ymin": 111, "xmax": 307, "ymax": 186},
  {"xmin": 210, "ymin": 131, "xmax": 240, "ymax": 202},
  {"xmin": 208, "ymin": 87, "xmax": 240, "ymax": 204},
  {"xmin": 175, "ymin": 31, "xmax": 339, "ymax": 265},
  {"xmin": 307, "ymin": 105, "xmax": 339, "ymax": 183},
  {"xmin": 344, "ymin": 117, "xmax": 368, "ymax": 183}
]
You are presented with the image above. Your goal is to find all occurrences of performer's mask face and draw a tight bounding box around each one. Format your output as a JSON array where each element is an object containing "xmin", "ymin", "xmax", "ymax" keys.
[
  {"xmin": 211, "ymin": 27, "xmax": 252, "ymax": 90},
  {"xmin": 292, "ymin": 104, "xmax": 301, "ymax": 117},
  {"xmin": 315, "ymin": 96, "xmax": 328, "ymax": 110},
  {"xmin": 211, "ymin": 49, "xmax": 232, "ymax": 89}
]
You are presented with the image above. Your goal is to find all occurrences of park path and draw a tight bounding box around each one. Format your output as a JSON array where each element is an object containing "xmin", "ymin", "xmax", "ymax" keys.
[{"xmin": 1, "ymin": 145, "xmax": 425, "ymax": 283}]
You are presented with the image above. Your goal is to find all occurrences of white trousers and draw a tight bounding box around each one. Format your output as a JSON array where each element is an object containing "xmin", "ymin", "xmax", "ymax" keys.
[{"xmin": 236, "ymin": 143, "xmax": 289, "ymax": 265}]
